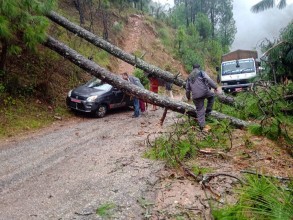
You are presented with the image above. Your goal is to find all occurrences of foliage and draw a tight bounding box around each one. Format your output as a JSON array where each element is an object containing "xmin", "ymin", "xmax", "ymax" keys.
[
  {"xmin": 260, "ymin": 22, "xmax": 293, "ymax": 82},
  {"xmin": 96, "ymin": 202, "xmax": 116, "ymax": 218},
  {"xmin": 158, "ymin": 27, "xmax": 172, "ymax": 47},
  {"xmin": 214, "ymin": 82, "xmax": 293, "ymax": 154},
  {"xmin": 144, "ymin": 117, "xmax": 233, "ymax": 166},
  {"xmin": 212, "ymin": 175, "xmax": 293, "ymax": 220},
  {"xmin": 0, "ymin": 0, "xmax": 55, "ymax": 70},
  {"xmin": 251, "ymin": 0, "xmax": 287, "ymax": 13},
  {"xmin": 170, "ymin": 0, "xmax": 236, "ymax": 50},
  {"xmin": 133, "ymin": 68, "xmax": 149, "ymax": 88},
  {"xmin": 205, "ymin": 39, "xmax": 224, "ymax": 67},
  {"xmin": 112, "ymin": 21, "xmax": 124, "ymax": 34},
  {"xmin": 195, "ymin": 13, "xmax": 212, "ymax": 40}
]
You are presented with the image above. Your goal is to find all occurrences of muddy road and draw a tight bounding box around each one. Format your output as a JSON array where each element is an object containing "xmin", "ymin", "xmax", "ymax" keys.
[{"xmin": 0, "ymin": 109, "xmax": 174, "ymax": 219}]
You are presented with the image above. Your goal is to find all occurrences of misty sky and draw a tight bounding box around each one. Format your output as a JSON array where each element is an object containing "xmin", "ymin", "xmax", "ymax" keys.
[
  {"xmin": 154, "ymin": 0, "xmax": 293, "ymax": 55},
  {"xmin": 232, "ymin": 0, "xmax": 293, "ymax": 55}
]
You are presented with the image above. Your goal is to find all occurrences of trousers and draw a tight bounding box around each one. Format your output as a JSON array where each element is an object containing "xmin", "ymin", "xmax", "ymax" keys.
[
  {"xmin": 133, "ymin": 98, "xmax": 140, "ymax": 117},
  {"xmin": 193, "ymin": 94, "xmax": 215, "ymax": 128}
]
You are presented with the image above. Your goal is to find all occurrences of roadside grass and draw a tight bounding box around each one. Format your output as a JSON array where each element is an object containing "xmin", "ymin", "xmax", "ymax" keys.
[
  {"xmin": 0, "ymin": 98, "xmax": 71, "ymax": 139},
  {"xmin": 96, "ymin": 202, "xmax": 116, "ymax": 218},
  {"xmin": 212, "ymin": 175, "xmax": 293, "ymax": 220}
]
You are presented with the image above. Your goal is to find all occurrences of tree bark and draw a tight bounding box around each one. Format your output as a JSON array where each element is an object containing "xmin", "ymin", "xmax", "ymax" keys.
[
  {"xmin": 43, "ymin": 36, "xmax": 251, "ymax": 128},
  {"xmin": 45, "ymin": 11, "xmax": 235, "ymax": 106},
  {"xmin": 0, "ymin": 39, "xmax": 8, "ymax": 72},
  {"xmin": 46, "ymin": 11, "xmax": 186, "ymax": 88}
]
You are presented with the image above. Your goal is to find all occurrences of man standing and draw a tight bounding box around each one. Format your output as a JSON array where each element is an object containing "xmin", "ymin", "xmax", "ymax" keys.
[
  {"xmin": 186, "ymin": 64, "xmax": 218, "ymax": 131},
  {"xmin": 121, "ymin": 72, "xmax": 144, "ymax": 118}
]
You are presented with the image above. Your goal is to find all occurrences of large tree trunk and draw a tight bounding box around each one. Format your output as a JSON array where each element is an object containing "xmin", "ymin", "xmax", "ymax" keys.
[
  {"xmin": 46, "ymin": 11, "xmax": 186, "ymax": 88},
  {"xmin": 46, "ymin": 11, "xmax": 235, "ymax": 106},
  {"xmin": 43, "ymin": 36, "xmax": 251, "ymax": 128}
]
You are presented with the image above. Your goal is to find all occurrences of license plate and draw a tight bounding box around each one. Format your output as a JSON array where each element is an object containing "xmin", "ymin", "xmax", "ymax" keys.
[
  {"xmin": 235, "ymin": 88, "xmax": 243, "ymax": 92},
  {"xmin": 71, "ymin": 98, "xmax": 81, "ymax": 103}
]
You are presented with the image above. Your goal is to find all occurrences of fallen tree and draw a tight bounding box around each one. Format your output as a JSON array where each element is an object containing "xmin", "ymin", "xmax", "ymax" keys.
[
  {"xmin": 46, "ymin": 11, "xmax": 235, "ymax": 106},
  {"xmin": 43, "ymin": 36, "xmax": 252, "ymax": 128},
  {"xmin": 46, "ymin": 11, "xmax": 185, "ymax": 88}
]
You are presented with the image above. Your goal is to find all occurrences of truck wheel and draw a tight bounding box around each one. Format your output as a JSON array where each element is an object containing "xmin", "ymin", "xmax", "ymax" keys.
[{"xmin": 95, "ymin": 105, "xmax": 107, "ymax": 118}]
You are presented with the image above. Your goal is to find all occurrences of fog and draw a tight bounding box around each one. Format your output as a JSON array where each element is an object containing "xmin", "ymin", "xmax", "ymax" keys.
[{"xmin": 232, "ymin": 0, "xmax": 293, "ymax": 56}]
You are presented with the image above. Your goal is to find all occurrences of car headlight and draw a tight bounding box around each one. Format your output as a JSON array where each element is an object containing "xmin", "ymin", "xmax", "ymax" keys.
[
  {"xmin": 86, "ymin": 95, "xmax": 98, "ymax": 102},
  {"xmin": 68, "ymin": 90, "xmax": 72, "ymax": 97}
]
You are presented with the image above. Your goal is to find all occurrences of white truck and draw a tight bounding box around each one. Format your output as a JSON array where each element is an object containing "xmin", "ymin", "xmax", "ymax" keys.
[{"xmin": 219, "ymin": 49, "xmax": 259, "ymax": 93}]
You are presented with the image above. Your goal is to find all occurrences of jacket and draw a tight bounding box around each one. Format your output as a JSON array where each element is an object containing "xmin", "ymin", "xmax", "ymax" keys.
[
  {"xmin": 186, "ymin": 68, "xmax": 217, "ymax": 100},
  {"xmin": 128, "ymin": 76, "xmax": 144, "ymax": 89}
]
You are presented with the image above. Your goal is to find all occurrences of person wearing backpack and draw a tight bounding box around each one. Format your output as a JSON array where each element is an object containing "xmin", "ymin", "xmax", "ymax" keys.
[{"xmin": 186, "ymin": 64, "xmax": 218, "ymax": 131}]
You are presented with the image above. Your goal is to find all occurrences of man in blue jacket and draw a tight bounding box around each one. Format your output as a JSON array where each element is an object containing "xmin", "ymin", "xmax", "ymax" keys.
[
  {"xmin": 186, "ymin": 64, "xmax": 218, "ymax": 131},
  {"xmin": 122, "ymin": 72, "xmax": 144, "ymax": 118}
]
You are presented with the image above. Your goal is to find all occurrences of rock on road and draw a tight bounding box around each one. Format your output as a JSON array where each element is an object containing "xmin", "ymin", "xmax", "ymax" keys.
[{"xmin": 0, "ymin": 109, "xmax": 171, "ymax": 219}]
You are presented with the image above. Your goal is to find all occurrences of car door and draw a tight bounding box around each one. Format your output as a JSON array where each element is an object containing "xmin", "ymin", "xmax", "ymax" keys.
[{"xmin": 109, "ymin": 87, "xmax": 127, "ymax": 109}]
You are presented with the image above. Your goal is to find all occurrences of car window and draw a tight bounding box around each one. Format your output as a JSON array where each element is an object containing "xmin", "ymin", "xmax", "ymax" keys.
[{"xmin": 85, "ymin": 77, "xmax": 112, "ymax": 91}]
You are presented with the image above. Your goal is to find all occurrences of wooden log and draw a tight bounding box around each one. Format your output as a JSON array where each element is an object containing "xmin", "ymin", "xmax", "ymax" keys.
[
  {"xmin": 43, "ymin": 36, "xmax": 252, "ymax": 128},
  {"xmin": 46, "ymin": 11, "xmax": 185, "ymax": 88},
  {"xmin": 46, "ymin": 11, "xmax": 236, "ymax": 106}
]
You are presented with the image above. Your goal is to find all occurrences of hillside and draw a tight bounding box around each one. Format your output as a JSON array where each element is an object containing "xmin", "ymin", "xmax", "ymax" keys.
[{"xmin": 0, "ymin": 1, "xmax": 187, "ymax": 138}]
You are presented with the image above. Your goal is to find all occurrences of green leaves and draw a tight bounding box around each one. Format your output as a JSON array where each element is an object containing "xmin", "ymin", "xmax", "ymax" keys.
[
  {"xmin": 0, "ymin": 0, "xmax": 55, "ymax": 52},
  {"xmin": 213, "ymin": 175, "xmax": 293, "ymax": 220}
]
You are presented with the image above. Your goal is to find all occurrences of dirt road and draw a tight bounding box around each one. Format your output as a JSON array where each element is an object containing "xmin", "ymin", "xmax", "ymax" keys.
[{"xmin": 0, "ymin": 109, "xmax": 174, "ymax": 219}]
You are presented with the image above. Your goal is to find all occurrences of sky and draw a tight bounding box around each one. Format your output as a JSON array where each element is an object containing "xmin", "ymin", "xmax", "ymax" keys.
[{"xmin": 153, "ymin": 0, "xmax": 293, "ymax": 56}]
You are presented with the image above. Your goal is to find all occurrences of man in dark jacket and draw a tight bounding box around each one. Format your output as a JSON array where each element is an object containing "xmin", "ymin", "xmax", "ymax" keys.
[
  {"xmin": 186, "ymin": 64, "xmax": 218, "ymax": 131},
  {"xmin": 122, "ymin": 72, "xmax": 144, "ymax": 118}
]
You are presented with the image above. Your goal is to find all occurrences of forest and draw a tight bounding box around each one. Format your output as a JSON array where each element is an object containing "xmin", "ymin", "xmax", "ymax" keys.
[{"xmin": 0, "ymin": 0, "xmax": 292, "ymax": 219}]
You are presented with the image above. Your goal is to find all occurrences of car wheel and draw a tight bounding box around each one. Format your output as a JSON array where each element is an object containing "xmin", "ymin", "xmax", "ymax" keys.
[{"xmin": 95, "ymin": 104, "xmax": 107, "ymax": 118}]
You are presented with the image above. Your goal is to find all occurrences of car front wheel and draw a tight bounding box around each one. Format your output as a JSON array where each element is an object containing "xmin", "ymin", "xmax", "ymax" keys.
[{"xmin": 95, "ymin": 104, "xmax": 107, "ymax": 118}]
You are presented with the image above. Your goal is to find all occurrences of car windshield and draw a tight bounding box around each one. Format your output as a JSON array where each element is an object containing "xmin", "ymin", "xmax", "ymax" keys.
[
  {"xmin": 85, "ymin": 78, "xmax": 112, "ymax": 91},
  {"xmin": 222, "ymin": 59, "xmax": 255, "ymax": 75}
]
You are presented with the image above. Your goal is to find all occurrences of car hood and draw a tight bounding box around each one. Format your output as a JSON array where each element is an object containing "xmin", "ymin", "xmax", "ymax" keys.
[{"xmin": 71, "ymin": 85, "xmax": 109, "ymax": 98}]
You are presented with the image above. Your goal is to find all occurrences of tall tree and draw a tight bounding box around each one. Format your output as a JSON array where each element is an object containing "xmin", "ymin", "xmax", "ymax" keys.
[
  {"xmin": 216, "ymin": 0, "xmax": 236, "ymax": 49},
  {"xmin": 251, "ymin": 0, "xmax": 287, "ymax": 13},
  {"xmin": 0, "ymin": 0, "xmax": 55, "ymax": 72}
]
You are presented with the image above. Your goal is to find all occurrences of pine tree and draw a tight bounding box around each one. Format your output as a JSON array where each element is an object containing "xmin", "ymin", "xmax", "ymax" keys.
[{"xmin": 0, "ymin": 0, "xmax": 55, "ymax": 71}]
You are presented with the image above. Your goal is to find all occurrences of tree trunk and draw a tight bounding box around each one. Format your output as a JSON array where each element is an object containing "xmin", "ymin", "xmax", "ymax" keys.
[
  {"xmin": 73, "ymin": 0, "xmax": 85, "ymax": 25},
  {"xmin": 43, "ymin": 36, "xmax": 251, "ymax": 128},
  {"xmin": 46, "ymin": 11, "xmax": 186, "ymax": 87},
  {"xmin": 0, "ymin": 39, "xmax": 8, "ymax": 72},
  {"xmin": 46, "ymin": 11, "xmax": 236, "ymax": 106}
]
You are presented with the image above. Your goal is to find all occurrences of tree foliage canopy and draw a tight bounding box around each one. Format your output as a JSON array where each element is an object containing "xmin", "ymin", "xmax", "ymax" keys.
[{"xmin": 0, "ymin": 0, "xmax": 55, "ymax": 70}]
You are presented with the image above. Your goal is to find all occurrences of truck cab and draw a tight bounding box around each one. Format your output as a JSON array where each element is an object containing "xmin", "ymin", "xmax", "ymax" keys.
[
  {"xmin": 219, "ymin": 50, "xmax": 258, "ymax": 93},
  {"xmin": 221, "ymin": 58, "xmax": 257, "ymax": 92}
]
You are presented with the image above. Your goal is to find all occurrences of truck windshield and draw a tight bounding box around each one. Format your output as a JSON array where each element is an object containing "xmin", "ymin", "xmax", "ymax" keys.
[{"xmin": 222, "ymin": 59, "xmax": 255, "ymax": 75}]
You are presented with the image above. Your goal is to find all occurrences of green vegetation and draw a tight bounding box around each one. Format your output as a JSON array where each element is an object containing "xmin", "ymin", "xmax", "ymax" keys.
[
  {"xmin": 133, "ymin": 68, "xmax": 149, "ymax": 88},
  {"xmin": 0, "ymin": 98, "xmax": 66, "ymax": 138},
  {"xmin": 259, "ymin": 21, "xmax": 293, "ymax": 83},
  {"xmin": 213, "ymin": 175, "xmax": 293, "ymax": 220},
  {"xmin": 214, "ymin": 82, "xmax": 293, "ymax": 154},
  {"xmin": 145, "ymin": 117, "xmax": 233, "ymax": 166},
  {"xmin": 96, "ymin": 202, "xmax": 116, "ymax": 218},
  {"xmin": 0, "ymin": 0, "xmax": 56, "ymax": 72}
]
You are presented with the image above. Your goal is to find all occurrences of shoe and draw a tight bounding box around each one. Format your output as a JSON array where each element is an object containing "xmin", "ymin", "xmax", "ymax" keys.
[{"xmin": 203, "ymin": 125, "xmax": 211, "ymax": 132}]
